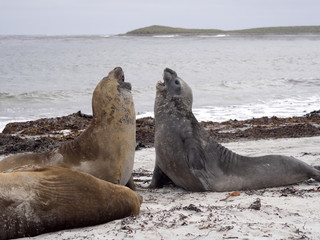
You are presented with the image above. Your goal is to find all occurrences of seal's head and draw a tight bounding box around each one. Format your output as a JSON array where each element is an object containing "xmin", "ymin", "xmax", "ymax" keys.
[
  {"xmin": 110, "ymin": 66, "xmax": 132, "ymax": 91},
  {"xmin": 92, "ymin": 67, "xmax": 135, "ymax": 124},
  {"xmin": 156, "ymin": 68, "xmax": 193, "ymax": 110}
]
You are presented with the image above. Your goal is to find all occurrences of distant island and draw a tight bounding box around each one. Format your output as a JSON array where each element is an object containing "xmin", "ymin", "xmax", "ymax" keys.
[{"xmin": 126, "ymin": 25, "xmax": 320, "ymax": 35}]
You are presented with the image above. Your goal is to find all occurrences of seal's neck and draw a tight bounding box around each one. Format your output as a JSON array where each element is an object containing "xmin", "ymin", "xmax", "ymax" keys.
[{"xmin": 155, "ymin": 91, "xmax": 192, "ymax": 119}]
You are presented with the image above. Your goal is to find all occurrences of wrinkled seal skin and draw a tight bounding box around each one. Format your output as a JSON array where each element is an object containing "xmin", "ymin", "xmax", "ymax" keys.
[
  {"xmin": 150, "ymin": 68, "xmax": 320, "ymax": 192},
  {"xmin": 0, "ymin": 166, "xmax": 142, "ymax": 240},
  {"xmin": 0, "ymin": 67, "xmax": 136, "ymax": 189}
]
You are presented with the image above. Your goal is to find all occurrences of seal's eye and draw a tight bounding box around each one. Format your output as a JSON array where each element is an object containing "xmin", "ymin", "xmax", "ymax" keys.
[{"xmin": 175, "ymin": 80, "xmax": 179, "ymax": 85}]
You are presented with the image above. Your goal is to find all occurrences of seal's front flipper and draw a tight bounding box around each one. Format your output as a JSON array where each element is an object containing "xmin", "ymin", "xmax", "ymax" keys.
[
  {"xmin": 126, "ymin": 175, "xmax": 136, "ymax": 191},
  {"xmin": 183, "ymin": 136, "xmax": 211, "ymax": 191},
  {"xmin": 149, "ymin": 164, "xmax": 173, "ymax": 188}
]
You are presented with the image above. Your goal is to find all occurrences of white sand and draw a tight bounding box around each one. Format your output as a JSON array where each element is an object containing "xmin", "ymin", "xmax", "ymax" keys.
[{"xmin": 11, "ymin": 136, "xmax": 320, "ymax": 239}]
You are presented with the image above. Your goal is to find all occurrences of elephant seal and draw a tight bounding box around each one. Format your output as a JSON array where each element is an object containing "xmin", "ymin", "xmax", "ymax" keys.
[
  {"xmin": 0, "ymin": 67, "xmax": 136, "ymax": 189},
  {"xmin": 149, "ymin": 68, "xmax": 320, "ymax": 192},
  {"xmin": 0, "ymin": 165, "xmax": 142, "ymax": 240}
]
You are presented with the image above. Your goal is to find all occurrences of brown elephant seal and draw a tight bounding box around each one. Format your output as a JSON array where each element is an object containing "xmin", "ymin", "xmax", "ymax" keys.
[
  {"xmin": 149, "ymin": 68, "xmax": 320, "ymax": 192},
  {"xmin": 0, "ymin": 67, "xmax": 136, "ymax": 189},
  {"xmin": 0, "ymin": 165, "xmax": 142, "ymax": 240}
]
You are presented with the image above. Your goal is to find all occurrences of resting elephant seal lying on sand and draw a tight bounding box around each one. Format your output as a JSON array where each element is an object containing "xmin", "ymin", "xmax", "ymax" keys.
[
  {"xmin": 0, "ymin": 165, "xmax": 142, "ymax": 240},
  {"xmin": 150, "ymin": 68, "xmax": 320, "ymax": 192}
]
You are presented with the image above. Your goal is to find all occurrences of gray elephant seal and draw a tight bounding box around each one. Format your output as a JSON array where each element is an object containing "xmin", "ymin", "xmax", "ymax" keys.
[
  {"xmin": 149, "ymin": 68, "xmax": 320, "ymax": 192},
  {"xmin": 0, "ymin": 67, "xmax": 136, "ymax": 189},
  {"xmin": 0, "ymin": 165, "xmax": 142, "ymax": 240}
]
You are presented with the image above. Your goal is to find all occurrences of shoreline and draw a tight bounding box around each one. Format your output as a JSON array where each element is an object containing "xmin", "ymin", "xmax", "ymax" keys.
[{"xmin": 1, "ymin": 110, "xmax": 320, "ymax": 156}]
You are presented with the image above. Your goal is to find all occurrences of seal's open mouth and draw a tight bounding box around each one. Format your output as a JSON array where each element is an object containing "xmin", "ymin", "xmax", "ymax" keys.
[
  {"xmin": 158, "ymin": 80, "xmax": 165, "ymax": 86},
  {"xmin": 118, "ymin": 72, "xmax": 124, "ymax": 82},
  {"xmin": 156, "ymin": 77, "xmax": 165, "ymax": 88},
  {"xmin": 156, "ymin": 77, "xmax": 165, "ymax": 90}
]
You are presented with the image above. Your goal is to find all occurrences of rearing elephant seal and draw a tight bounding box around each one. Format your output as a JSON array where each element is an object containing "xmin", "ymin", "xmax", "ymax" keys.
[
  {"xmin": 0, "ymin": 67, "xmax": 136, "ymax": 189},
  {"xmin": 0, "ymin": 166, "xmax": 142, "ymax": 240},
  {"xmin": 149, "ymin": 68, "xmax": 320, "ymax": 192}
]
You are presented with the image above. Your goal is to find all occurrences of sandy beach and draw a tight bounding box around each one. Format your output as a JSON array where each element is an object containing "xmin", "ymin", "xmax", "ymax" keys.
[{"xmin": 11, "ymin": 136, "xmax": 320, "ymax": 240}]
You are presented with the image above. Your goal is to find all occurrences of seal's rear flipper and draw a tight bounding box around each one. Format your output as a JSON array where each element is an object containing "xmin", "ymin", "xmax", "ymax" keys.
[
  {"xmin": 149, "ymin": 164, "xmax": 173, "ymax": 188},
  {"xmin": 311, "ymin": 166, "xmax": 320, "ymax": 181},
  {"xmin": 313, "ymin": 166, "xmax": 320, "ymax": 171}
]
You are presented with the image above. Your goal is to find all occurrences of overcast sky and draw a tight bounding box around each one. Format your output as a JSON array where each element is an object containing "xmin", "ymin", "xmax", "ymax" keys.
[{"xmin": 0, "ymin": 0, "xmax": 319, "ymax": 35}]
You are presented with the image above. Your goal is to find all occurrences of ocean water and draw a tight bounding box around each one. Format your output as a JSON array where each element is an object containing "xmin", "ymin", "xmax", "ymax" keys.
[{"xmin": 1, "ymin": 34, "xmax": 320, "ymax": 131}]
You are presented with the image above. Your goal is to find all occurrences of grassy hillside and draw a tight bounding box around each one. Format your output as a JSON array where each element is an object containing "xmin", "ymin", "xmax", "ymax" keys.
[
  {"xmin": 126, "ymin": 25, "xmax": 223, "ymax": 35},
  {"xmin": 233, "ymin": 26, "xmax": 320, "ymax": 34},
  {"xmin": 126, "ymin": 25, "xmax": 320, "ymax": 35}
]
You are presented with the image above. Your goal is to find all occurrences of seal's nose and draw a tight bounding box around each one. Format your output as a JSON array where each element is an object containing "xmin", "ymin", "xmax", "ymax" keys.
[
  {"xmin": 164, "ymin": 68, "xmax": 177, "ymax": 76},
  {"xmin": 163, "ymin": 70, "xmax": 172, "ymax": 83},
  {"xmin": 114, "ymin": 67, "xmax": 125, "ymax": 82},
  {"xmin": 163, "ymin": 68, "xmax": 178, "ymax": 82},
  {"xmin": 114, "ymin": 66, "xmax": 122, "ymax": 72}
]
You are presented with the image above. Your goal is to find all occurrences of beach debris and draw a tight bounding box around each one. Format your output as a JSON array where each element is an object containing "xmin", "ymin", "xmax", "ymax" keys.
[
  {"xmin": 280, "ymin": 187, "xmax": 298, "ymax": 197},
  {"xmin": 183, "ymin": 204, "xmax": 202, "ymax": 212},
  {"xmin": 218, "ymin": 225, "xmax": 234, "ymax": 232},
  {"xmin": 278, "ymin": 186, "xmax": 320, "ymax": 198},
  {"xmin": 135, "ymin": 142, "xmax": 146, "ymax": 150},
  {"xmin": 220, "ymin": 191, "xmax": 241, "ymax": 201},
  {"xmin": 248, "ymin": 198, "xmax": 261, "ymax": 210},
  {"xmin": 199, "ymin": 224, "xmax": 215, "ymax": 230},
  {"xmin": 1, "ymin": 110, "xmax": 320, "ymax": 155}
]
